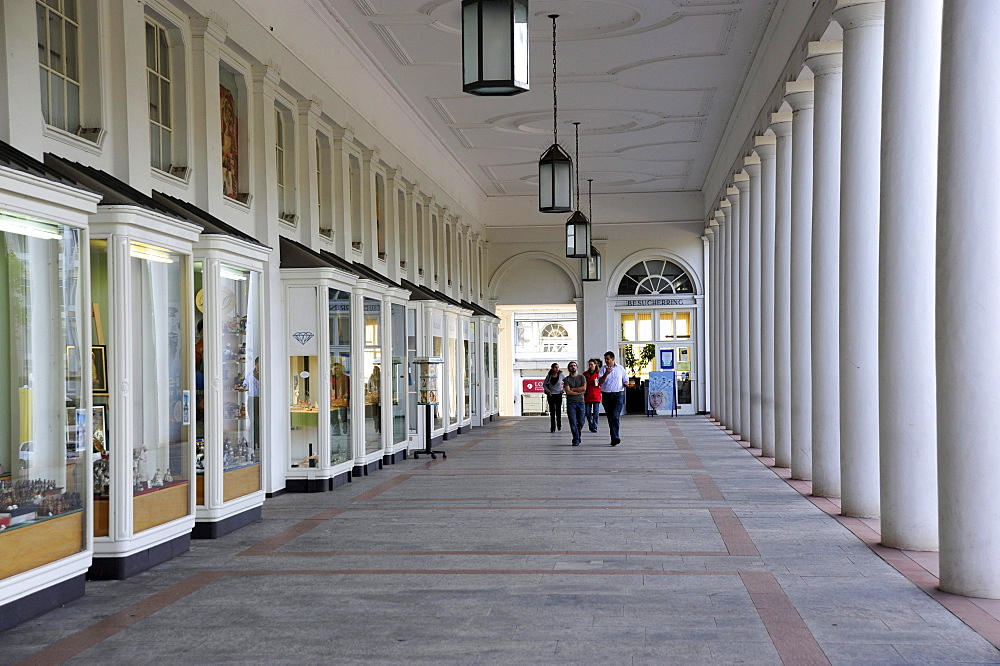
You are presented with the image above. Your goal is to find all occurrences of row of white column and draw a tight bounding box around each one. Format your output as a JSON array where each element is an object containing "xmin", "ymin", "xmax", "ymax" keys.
[{"xmin": 706, "ymin": 0, "xmax": 1000, "ymax": 599}]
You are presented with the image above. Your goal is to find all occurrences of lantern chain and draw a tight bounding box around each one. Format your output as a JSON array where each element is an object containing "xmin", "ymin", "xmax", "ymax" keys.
[
  {"xmin": 574, "ymin": 121, "xmax": 581, "ymax": 211},
  {"xmin": 550, "ymin": 14, "xmax": 559, "ymax": 146}
]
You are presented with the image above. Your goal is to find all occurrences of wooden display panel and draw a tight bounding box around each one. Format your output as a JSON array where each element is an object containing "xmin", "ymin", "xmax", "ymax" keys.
[
  {"xmin": 94, "ymin": 499, "xmax": 109, "ymax": 537},
  {"xmin": 133, "ymin": 482, "xmax": 190, "ymax": 533},
  {"xmin": 0, "ymin": 512, "xmax": 84, "ymax": 579},
  {"xmin": 196, "ymin": 475, "xmax": 205, "ymax": 506},
  {"xmin": 223, "ymin": 464, "xmax": 261, "ymax": 503}
]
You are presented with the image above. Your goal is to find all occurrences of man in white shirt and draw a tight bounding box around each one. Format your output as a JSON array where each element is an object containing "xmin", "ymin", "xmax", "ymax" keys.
[{"xmin": 598, "ymin": 350, "xmax": 627, "ymax": 446}]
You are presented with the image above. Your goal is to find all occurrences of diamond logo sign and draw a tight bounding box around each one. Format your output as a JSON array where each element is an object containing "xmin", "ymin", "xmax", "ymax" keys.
[{"xmin": 292, "ymin": 331, "xmax": 315, "ymax": 345}]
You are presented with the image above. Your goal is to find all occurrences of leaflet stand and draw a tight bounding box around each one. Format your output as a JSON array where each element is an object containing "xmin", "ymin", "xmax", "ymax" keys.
[{"xmin": 412, "ymin": 357, "xmax": 446, "ymax": 460}]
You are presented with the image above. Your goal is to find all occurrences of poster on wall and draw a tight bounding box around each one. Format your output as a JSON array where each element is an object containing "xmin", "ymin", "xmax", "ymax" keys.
[
  {"xmin": 647, "ymin": 371, "xmax": 675, "ymax": 414},
  {"xmin": 659, "ymin": 348, "xmax": 675, "ymax": 370}
]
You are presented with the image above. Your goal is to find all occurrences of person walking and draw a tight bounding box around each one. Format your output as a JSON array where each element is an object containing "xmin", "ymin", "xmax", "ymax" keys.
[
  {"xmin": 598, "ymin": 351, "xmax": 627, "ymax": 446},
  {"xmin": 542, "ymin": 363, "xmax": 565, "ymax": 432},
  {"xmin": 583, "ymin": 358, "xmax": 602, "ymax": 432},
  {"xmin": 563, "ymin": 361, "xmax": 587, "ymax": 446}
]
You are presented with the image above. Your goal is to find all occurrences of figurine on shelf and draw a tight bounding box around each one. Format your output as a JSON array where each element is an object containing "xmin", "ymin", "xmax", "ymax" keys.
[
  {"xmin": 223, "ymin": 342, "xmax": 236, "ymax": 361},
  {"xmin": 196, "ymin": 439, "xmax": 206, "ymax": 470},
  {"xmin": 133, "ymin": 446, "xmax": 148, "ymax": 490},
  {"xmin": 164, "ymin": 468, "xmax": 173, "ymax": 483},
  {"xmin": 151, "ymin": 469, "xmax": 164, "ymax": 488},
  {"xmin": 233, "ymin": 372, "xmax": 248, "ymax": 392},
  {"xmin": 238, "ymin": 342, "xmax": 247, "ymax": 361},
  {"xmin": 238, "ymin": 403, "xmax": 248, "ymax": 420}
]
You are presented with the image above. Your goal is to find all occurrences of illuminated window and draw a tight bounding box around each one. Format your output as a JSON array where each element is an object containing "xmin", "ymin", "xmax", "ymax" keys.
[{"xmin": 617, "ymin": 259, "xmax": 693, "ymax": 295}]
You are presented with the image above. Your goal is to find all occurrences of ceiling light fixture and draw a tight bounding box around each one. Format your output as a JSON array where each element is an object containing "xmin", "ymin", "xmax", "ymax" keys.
[
  {"xmin": 461, "ymin": 0, "xmax": 529, "ymax": 96},
  {"xmin": 538, "ymin": 14, "xmax": 573, "ymax": 213},
  {"xmin": 565, "ymin": 121, "xmax": 590, "ymax": 257},
  {"xmin": 582, "ymin": 179, "xmax": 601, "ymax": 281}
]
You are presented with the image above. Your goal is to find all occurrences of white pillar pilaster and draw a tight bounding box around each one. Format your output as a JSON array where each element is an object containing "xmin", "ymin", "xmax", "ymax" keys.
[
  {"xmin": 735, "ymin": 173, "xmax": 752, "ymax": 442},
  {"xmin": 721, "ymin": 198, "xmax": 735, "ymax": 432},
  {"xmin": 806, "ymin": 40, "xmax": 843, "ymax": 497},
  {"xmin": 878, "ymin": 0, "xmax": 941, "ymax": 552},
  {"xmin": 708, "ymin": 222, "xmax": 720, "ymax": 419},
  {"xmin": 772, "ymin": 112, "xmax": 793, "ymax": 469},
  {"xmin": 744, "ymin": 154, "xmax": 763, "ymax": 449},
  {"xmin": 785, "ymin": 80, "xmax": 815, "ymax": 481},
  {"xmin": 835, "ymin": 0, "xmax": 884, "ymax": 519},
  {"xmin": 937, "ymin": 0, "xmax": 1000, "ymax": 598},
  {"xmin": 756, "ymin": 134, "xmax": 777, "ymax": 459},
  {"xmin": 727, "ymin": 185, "xmax": 743, "ymax": 438}
]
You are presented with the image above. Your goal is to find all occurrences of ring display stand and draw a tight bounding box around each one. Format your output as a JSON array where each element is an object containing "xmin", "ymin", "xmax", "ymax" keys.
[{"xmin": 412, "ymin": 357, "xmax": 446, "ymax": 460}]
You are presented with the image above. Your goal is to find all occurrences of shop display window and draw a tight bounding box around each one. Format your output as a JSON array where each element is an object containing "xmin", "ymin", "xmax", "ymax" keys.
[
  {"xmin": 362, "ymin": 297, "xmax": 382, "ymax": 454},
  {"xmin": 432, "ymin": 334, "xmax": 443, "ymax": 430},
  {"xmin": 288, "ymin": 354, "xmax": 319, "ymax": 468},
  {"xmin": 0, "ymin": 220, "xmax": 87, "ymax": 577},
  {"xmin": 406, "ymin": 307, "xmax": 418, "ymax": 435},
  {"xmin": 462, "ymin": 336, "xmax": 470, "ymax": 421},
  {"xmin": 329, "ymin": 289, "xmax": 351, "ymax": 464},
  {"xmin": 449, "ymin": 332, "xmax": 458, "ymax": 423},
  {"xmin": 492, "ymin": 339, "xmax": 498, "ymax": 413},
  {"xmin": 391, "ymin": 304, "xmax": 406, "ymax": 445},
  {"xmin": 128, "ymin": 241, "xmax": 190, "ymax": 532}
]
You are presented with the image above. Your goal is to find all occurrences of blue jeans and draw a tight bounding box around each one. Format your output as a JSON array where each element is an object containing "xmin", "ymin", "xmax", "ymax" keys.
[
  {"xmin": 585, "ymin": 401, "xmax": 600, "ymax": 430},
  {"xmin": 602, "ymin": 391, "xmax": 624, "ymax": 442},
  {"xmin": 567, "ymin": 401, "xmax": 586, "ymax": 444}
]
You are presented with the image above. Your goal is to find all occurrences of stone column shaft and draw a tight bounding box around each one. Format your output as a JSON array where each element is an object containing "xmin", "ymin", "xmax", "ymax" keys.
[
  {"xmin": 772, "ymin": 113, "xmax": 793, "ymax": 469},
  {"xmin": 835, "ymin": 0, "xmax": 884, "ymax": 519},
  {"xmin": 786, "ymin": 80, "xmax": 815, "ymax": 481},
  {"xmin": 937, "ymin": 0, "xmax": 1000, "ymax": 598},
  {"xmin": 736, "ymin": 174, "xmax": 752, "ymax": 441},
  {"xmin": 756, "ymin": 135, "xmax": 777, "ymax": 459},
  {"xmin": 744, "ymin": 155, "xmax": 763, "ymax": 449},
  {"xmin": 806, "ymin": 40, "xmax": 843, "ymax": 497},
  {"xmin": 723, "ymin": 197, "xmax": 738, "ymax": 434}
]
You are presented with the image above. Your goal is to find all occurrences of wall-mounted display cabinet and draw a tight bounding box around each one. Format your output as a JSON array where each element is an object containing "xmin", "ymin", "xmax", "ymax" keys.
[
  {"xmin": 87, "ymin": 211, "xmax": 201, "ymax": 579},
  {"xmin": 282, "ymin": 267, "xmax": 357, "ymax": 492},
  {"xmin": 0, "ymin": 153, "xmax": 101, "ymax": 630},
  {"xmin": 385, "ymin": 291, "xmax": 410, "ymax": 462},
  {"xmin": 192, "ymin": 235, "xmax": 269, "ymax": 538}
]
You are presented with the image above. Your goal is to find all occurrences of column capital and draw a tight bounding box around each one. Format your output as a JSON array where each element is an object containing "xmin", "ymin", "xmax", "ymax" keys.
[
  {"xmin": 714, "ymin": 211, "xmax": 725, "ymax": 224},
  {"xmin": 361, "ymin": 147, "xmax": 380, "ymax": 165},
  {"xmin": 250, "ymin": 63, "xmax": 282, "ymax": 88},
  {"xmin": 834, "ymin": 0, "xmax": 885, "ymax": 31},
  {"xmin": 753, "ymin": 134, "xmax": 777, "ymax": 159},
  {"xmin": 784, "ymin": 79, "xmax": 814, "ymax": 111},
  {"xmin": 734, "ymin": 172, "xmax": 750, "ymax": 192},
  {"xmin": 726, "ymin": 185, "xmax": 740, "ymax": 198},
  {"xmin": 806, "ymin": 40, "xmax": 844, "ymax": 76},
  {"xmin": 330, "ymin": 125, "xmax": 355, "ymax": 143},
  {"xmin": 770, "ymin": 111, "xmax": 793, "ymax": 136},
  {"xmin": 743, "ymin": 154, "xmax": 761, "ymax": 177},
  {"xmin": 190, "ymin": 13, "xmax": 228, "ymax": 44},
  {"xmin": 720, "ymin": 198, "xmax": 732, "ymax": 209},
  {"xmin": 297, "ymin": 97, "xmax": 323, "ymax": 122}
]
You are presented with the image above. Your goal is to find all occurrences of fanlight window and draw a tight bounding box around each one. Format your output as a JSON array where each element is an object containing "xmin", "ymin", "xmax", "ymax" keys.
[
  {"xmin": 540, "ymin": 323, "xmax": 569, "ymax": 353},
  {"xmin": 617, "ymin": 260, "xmax": 693, "ymax": 295}
]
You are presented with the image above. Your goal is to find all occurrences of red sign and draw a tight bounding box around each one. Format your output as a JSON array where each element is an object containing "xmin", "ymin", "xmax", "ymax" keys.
[{"xmin": 522, "ymin": 379, "xmax": 545, "ymax": 393}]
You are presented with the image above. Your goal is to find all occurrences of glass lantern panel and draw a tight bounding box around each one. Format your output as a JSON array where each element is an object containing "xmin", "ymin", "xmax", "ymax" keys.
[
  {"xmin": 129, "ymin": 244, "xmax": 190, "ymax": 533},
  {"xmin": 482, "ymin": 1, "xmax": 512, "ymax": 82},
  {"xmin": 462, "ymin": 2, "xmax": 478, "ymax": 86},
  {"xmin": 0, "ymin": 224, "xmax": 86, "ymax": 567},
  {"xmin": 513, "ymin": 0, "xmax": 528, "ymax": 88},
  {"xmin": 330, "ymin": 289, "xmax": 351, "ymax": 465}
]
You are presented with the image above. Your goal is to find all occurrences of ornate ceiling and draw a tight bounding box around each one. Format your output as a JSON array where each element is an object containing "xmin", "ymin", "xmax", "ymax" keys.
[{"xmin": 334, "ymin": 0, "xmax": 777, "ymax": 197}]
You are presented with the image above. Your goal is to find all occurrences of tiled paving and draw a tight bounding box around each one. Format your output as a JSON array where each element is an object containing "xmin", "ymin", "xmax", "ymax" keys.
[{"xmin": 5, "ymin": 415, "xmax": 1000, "ymax": 665}]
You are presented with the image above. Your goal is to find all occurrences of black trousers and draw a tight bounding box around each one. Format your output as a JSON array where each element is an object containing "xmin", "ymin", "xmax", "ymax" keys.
[{"xmin": 547, "ymin": 394, "xmax": 564, "ymax": 430}]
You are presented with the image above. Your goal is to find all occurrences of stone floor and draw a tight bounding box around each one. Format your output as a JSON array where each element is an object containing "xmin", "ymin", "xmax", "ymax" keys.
[{"xmin": 5, "ymin": 415, "xmax": 1000, "ymax": 665}]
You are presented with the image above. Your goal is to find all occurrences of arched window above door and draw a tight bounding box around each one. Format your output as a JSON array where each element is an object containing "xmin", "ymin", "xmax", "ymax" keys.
[{"xmin": 617, "ymin": 259, "xmax": 693, "ymax": 295}]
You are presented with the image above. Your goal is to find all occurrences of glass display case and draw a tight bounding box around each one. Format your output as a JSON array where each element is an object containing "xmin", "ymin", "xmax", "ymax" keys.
[
  {"xmin": 282, "ymin": 271, "xmax": 357, "ymax": 491},
  {"xmin": 0, "ymin": 216, "xmax": 88, "ymax": 580},
  {"xmin": 192, "ymin": 238, "xmax": 268, "ymax": 538},
  {"xmin": 362, "ymin": 297, "xmax": 381, "ymax": 455},
  {"xmin": 390, "ymin": 303, "xmax": 406, "ymax": 446},
  {"xmin": 463, "ymin": 319, "xmax": 472, "ymax": 423},
  {"xmin": 448, "ymin": 314, "xmax": 458, "ymax": 429},
  {"xmin": 429, "ymin": 310, "xmax": 444, "ymax": 432},
  {"xmin": 87, "ymin": 215, "xmax": 201, "ymax": 578},
  {"xmin": 414, "ymin": 357, "xmax": 442, "ymax": 406}
]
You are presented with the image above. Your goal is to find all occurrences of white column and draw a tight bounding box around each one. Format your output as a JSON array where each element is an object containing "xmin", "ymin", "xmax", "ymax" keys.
[
  {"xmin": 715, "ymin": 210, "xmax": 728, "ymax": 426},
  {"xmin": 878, "ymin": 0, "xmax": 941, "ymax": 552},
  {"xmin": 755, "ymin": 134, "xmax": 777, "ymax": 459},
  {"xmin": 806, "ymin": 41, "xmax": 843, "ymax": 498},
  {"xmin": 744, "ymin": 155, "xmax": 763, "ymax": 449},
  {"xmin": 721, "ymin": 198, "xmax": 735, "ymax": 432},
  {"xmin": 727, "ymin": 185, "xmax": 743, "ymax": 438},
  {"xmin": 937, "ymin": 0, "xmax": 1000, "ymax": 598},
  {"xmin": 771, "ymin": 112, "xmax": 793, "ymax": 468},
  {"xmin": 701, "ymin": 232, "xmax": 712, "ymax": 415},
  {"xmin": 835, "ymin": 0, "xmax": 884, "ymax": 519},
  {"xmin": 785, "ymin": 80, "xmax": 815, "ymax": 481},
  {"xmin": 708, "ymin": 221, "xmax": 720, "ymax": 421},
  {"xmin": 735, "ymin": 173, "xmax": 752, "ymax": 442}
]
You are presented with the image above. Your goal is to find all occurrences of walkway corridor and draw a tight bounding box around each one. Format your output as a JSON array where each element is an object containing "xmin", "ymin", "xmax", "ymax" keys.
[{"xmin": 6, "ymin": 416, "xmax": 1000, "ymax": 665}]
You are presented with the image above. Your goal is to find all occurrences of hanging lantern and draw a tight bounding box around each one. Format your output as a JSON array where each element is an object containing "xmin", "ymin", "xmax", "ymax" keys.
[
  {"xmin": 462, "ymin": 0, "xmax": 530, "ymax": 96},
  {"xmin": 565, "ymin": 122, "xmax": 590, "ymax": 257},
  {"xmin": 582, "ymin": 245, "xmax": 602, "ymax": 282},
  {"xmin": 581, "ymin": 180, "xmax": 600, "ymax": 280},
  {"xmin": 538, "ymin": 14, "xmax": 573, "ymax": 213}
]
